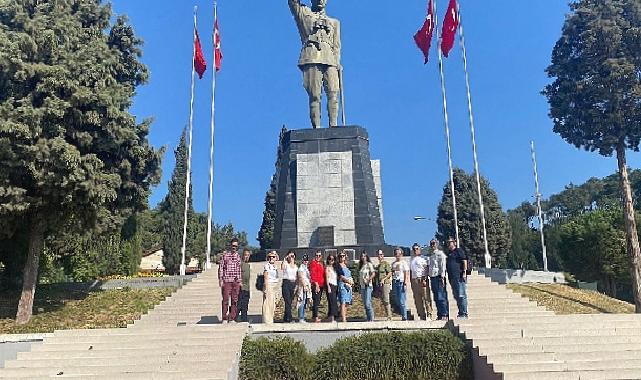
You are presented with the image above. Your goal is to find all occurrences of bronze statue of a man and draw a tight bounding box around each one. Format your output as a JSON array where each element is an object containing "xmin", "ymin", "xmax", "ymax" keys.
[{"xmin": 288, "ymin": 0, "xmax": 341, "ymax": 128}]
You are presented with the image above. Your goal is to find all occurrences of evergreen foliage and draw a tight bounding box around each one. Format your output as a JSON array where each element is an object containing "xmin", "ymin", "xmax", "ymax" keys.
[
  {"xmin": 436, "ymin": 168, "xmax": 511, "ymax": 267},
  {"xmin": 543, "ymin": 0, "xmax": 641, "ymax": 311},
  {"xmin": 0, "ymin": 1, "xmax": 162, "ymax": 322},
  {"xmin": 159, "ymin": 129, "xmax": 193, "ymax": 274}
]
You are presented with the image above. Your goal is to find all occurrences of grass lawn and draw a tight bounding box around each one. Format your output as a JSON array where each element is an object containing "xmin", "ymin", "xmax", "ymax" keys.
[
  {"xmin": 0, "ymin": 285, "xmax": 175, "ymax": 334},
  {"xmin": 508, "ymin": 283, "xmax": 635, "ymax": 314}
]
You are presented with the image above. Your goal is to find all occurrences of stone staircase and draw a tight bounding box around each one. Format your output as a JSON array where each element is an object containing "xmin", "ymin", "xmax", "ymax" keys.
[
  {"xmin": 453, "ymin": 272, "xmax": 641, "ymax": 380},
  {"xmin": 0, "ymin": 267, "xmax": 249, "ymax": 380}
]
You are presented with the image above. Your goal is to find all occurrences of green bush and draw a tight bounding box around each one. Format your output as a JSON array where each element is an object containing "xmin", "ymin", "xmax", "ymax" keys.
[
  {"xmin": 239, "ymin": 336, "xmax": 315, "ymax": 380},
  {"xmin": 240, "ymin": 331, "xmax": 472, "ymax": 380},
  {"xmin": 315, "ymin": 331, "xmax": 472, "ymax": 380}
]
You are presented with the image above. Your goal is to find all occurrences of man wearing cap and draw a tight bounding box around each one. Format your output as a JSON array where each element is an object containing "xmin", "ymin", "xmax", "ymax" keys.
[
  {"xmin": 410, "ymin": 243, "xmax": 433, "ymax": 320},
  {"xmin": 309, "ymin": 249, "xmax": 326, "ymax": 323},
  {"xmin": 446, "ymin": 238, "xmax": 469, "ymax": 319}
]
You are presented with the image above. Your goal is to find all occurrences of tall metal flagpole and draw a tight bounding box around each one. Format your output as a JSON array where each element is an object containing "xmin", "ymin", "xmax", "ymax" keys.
[
  {"xmin": 205, "ymin": 2, "xmax": 218, "ymax": 271},
  {"xmin": 180, "ymin": 6, "xmax": 198, "ymax": 276},
  {"xmin": 531, "ymin": 141, "xmax": 549, "ymax": 272},
  {"xmin": 435, "ymin": 0, "xmax": 460, "ymax": 246},
  {"xmin": 458, "ymin": 9, "xmax": 490, "ymax": 268}
]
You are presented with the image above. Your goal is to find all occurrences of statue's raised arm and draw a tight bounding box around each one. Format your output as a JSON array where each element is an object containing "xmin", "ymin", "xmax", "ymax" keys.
[{"xmin": 286, "ymin": 0, "xmax": 342, "ymax": 128}]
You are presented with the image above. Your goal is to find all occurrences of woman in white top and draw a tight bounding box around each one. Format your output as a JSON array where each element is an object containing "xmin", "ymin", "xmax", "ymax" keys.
[
  {"xmin": 324, "ymin": 254, "xmax": 339, "ymax": 322},
  {"xmin": 295, "ymin": 255, "xmax": 312, "ymax": 323},
  {"xmin": 281, "ymin": 250, "xmax": 298, "ymax": 323},
  {"xmin": 262, "ymin": 251, "xmax": 280, "ymax": 324},
  {"xmin": 391, "ymin": 248, "xmax": 410, "ymax": 321},
  {"xmin": 358, "ymin": 251, "xmax": 376, "ymax": 322}
]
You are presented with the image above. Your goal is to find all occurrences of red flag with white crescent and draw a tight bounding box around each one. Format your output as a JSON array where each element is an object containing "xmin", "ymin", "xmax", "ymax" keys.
[
  {"xmin": 214, "ymin": 19, "xmax": 223, "ymax": 72},
  {"xmin": 414, "ymin": 0, "xmax": 435, "ymax": 64},
  {"xmin": 440, "ymin": 0, "xmax": 459, "ymax": 58},
  {"xmin": 194, "ymin": 30, "xmax": 207, "ymax": 78}
]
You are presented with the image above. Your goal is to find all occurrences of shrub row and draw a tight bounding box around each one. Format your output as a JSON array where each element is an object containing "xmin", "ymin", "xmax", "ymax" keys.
[{"xmin": 239, "ymin": 330, "xmax": 472, "ymax": 380}]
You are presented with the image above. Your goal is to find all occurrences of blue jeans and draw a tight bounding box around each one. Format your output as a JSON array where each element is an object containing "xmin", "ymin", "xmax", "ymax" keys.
[
  {"xmin": 448, "ymin": 276, "xmax": 468, "ymax": 317},
  {"xmin": 298, "ymin": 292, "xmax": 307, "ymax": 321},
  {"xmin": 430, "ymin": 277, "xmax": 449, "ymax": 318},
  {"xmin": 392, "ymin": 280, "xmax": 407, "ymax": 320},
  {"xmin": 360, "ymin": 285, "xmax": 374, "ymax": 321}
]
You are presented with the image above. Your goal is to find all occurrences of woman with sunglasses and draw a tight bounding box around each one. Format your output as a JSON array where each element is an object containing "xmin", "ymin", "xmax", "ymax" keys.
[
  {"xmin": 262, "ymin": 251, "xmax": 280, "ymax": 324},
  {"xmin": 337, "ymin": 251, "xmax": 354, "ymax": 323},
  {"xmin": 324, "ymin": 254, "xmax": 340, "ymax": 322},
  {"xmin": 358, "ymin": 251, "xmax": 376, "ymax": 321}
]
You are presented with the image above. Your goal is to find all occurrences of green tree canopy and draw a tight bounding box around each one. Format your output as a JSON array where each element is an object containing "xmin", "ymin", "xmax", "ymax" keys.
[
  {"xmin": 0, "ymin": 1, "xmax": 162, "ymax": 322},
  {"xmin": 436, "ymin": 168, "xmax": 511, "ymax": 267},
  {"xmin": 543, "ymin": 0, "xmax": 641, "ymax": 311}
]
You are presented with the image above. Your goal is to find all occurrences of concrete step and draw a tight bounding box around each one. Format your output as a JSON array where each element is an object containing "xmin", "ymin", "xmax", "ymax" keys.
[
  {"xmin": 20, "ymin": 345, "xmax": 242, "ymax": 359},
  {"xmin": 43, "ymin": 334, "xmax": 244, "ymax": 344},
  {"xmin": 479, "ymin": 343, "xmax": 641, "ymax": 356},
  {"xmin": 459, "ymin": 321, "xmax": 641, "ymax": 334},
  {"xmin": 6, "ymin": 352, "xmax": 240, "ymax": 368},
  {"xmin": 31, "ymin": 339, "xmax": 242, "ymax": 352},
  {"xmin": 0, "ymin": 367, "xmax": 230, "ymax": 379},
  {"xmin": 51, "ymin": 326, "xmax": 247, "ymax": 336},
  {"xmin": 494, "ymin": 359, "xmax": 641, "ymax": 373},
  {"xmin": 472, "ymin": 335, "xmax": 641, "ymax": 348}
]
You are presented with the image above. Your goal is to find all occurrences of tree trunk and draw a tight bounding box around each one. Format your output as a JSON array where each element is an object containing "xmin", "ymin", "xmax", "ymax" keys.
[
  {"xmin": 616, "ymin": 143, "xmax": 641, "ymax": 313},
  {"xmin": 15, "ymin": 217, "xmax": 46, "ymax": 324}
]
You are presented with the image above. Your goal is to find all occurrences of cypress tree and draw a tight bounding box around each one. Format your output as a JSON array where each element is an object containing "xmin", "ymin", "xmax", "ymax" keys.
[
  {"xmin": 436, "ymin": 169, "xmax": 511, "ymax": 267},
  {"xmin": 160, "ymin": 129, "xmax": 193, "ymax": 274}
]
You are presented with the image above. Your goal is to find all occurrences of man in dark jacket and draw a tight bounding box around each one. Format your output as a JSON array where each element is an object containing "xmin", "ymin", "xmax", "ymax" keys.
[{"xmin": 445, "ymin": 238, "xmax": 468, "ymax": 319}]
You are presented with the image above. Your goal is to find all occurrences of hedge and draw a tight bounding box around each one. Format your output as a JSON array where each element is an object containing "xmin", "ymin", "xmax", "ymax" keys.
[
  {"xmin": 240, "ymin": 331, "xmax": 472, "ymax": 380},
  {"xmin": 239, "ymin": 336, "xmax": 315, "ymax": 380}
]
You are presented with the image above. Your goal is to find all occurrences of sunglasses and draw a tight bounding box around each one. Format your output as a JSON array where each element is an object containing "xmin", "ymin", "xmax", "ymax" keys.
[{"xmin": 232, "ymin": 245, "xmax": 239, "ymax": 249}]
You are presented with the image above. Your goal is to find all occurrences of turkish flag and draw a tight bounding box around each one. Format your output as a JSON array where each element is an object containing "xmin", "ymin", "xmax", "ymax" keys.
[
  {"xmin": 214, "ymin": 20, "xmax": 222, "ymax": 72},
  {"xmin": 194, "ymin": 30, "xmax": 207, "ymax": 79},
  {"xmin": 440, "ymin": 0, "xmax": 459, "ymax": 58},
  {"xmin": 414, "ymin": 0, "xmax": 435, "ymax": 64}
]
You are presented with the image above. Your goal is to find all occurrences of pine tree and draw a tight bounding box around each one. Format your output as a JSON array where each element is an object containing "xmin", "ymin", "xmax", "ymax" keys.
[
  {"xmin": 436, "ymin": 169, "xmax": 511, "ymax": 267},
  {"xmin": 543, "ymin": 0, "xmax": 641, "ymax": 311},
  {"xmin": 0, "ymin": 2, "xmax": 161, "ymax": 323},
  {"xmin": 160, "ymin": 129, "xmax": 194, "ymax": 274}
]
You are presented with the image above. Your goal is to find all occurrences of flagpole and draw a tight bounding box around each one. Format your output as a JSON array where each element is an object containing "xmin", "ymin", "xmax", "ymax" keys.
[
  {"xmin": 435, "ymin": 0, "xmax": 460, "ymax": 246},
  {"xmin": 458, "ymin": 8, "xmax": 490, "ymax": 268},
  {"xmin": 205, "ymin": 2, "xmax": 218, "ymax": 271},
  {"xmin": 531, "ymin": 141, "xmax": 549, "ymax": 272},
  {"xmin": 180, "ymin": 6, "xmax": 198, "ymax": 276}
]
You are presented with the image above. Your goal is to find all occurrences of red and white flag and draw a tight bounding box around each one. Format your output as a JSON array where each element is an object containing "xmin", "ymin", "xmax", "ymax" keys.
[
  {"xmin": 440, "ymin": 0, "xmax": 459, "ymax": 58},
  {"xmin": 214, "ymin": 19, "xmax": 223, "ymax": 72},
  {"xmin": 194, "ymin": 30, "xmax": 207, "ymax": 79},
  {"xmin": 414, "ymin": 0, "xmax": 435, "ymax": 64}
]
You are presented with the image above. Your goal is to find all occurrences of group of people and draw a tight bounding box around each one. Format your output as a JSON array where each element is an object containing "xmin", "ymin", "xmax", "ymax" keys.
[{"xmin": 217, "ymin": 236, "xmax": 470, "ymax": 324}]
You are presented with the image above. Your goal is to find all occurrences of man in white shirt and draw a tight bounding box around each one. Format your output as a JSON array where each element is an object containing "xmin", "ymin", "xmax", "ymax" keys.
[
  {"xmin": 410, "ymin": 243, "xmax": 433, "ymax": 320},
  {"xmin": 428, "ymin": 239, "xmax": 449, "ymax": 320},
  {"xmin": 391, "ymin": 247, "xmax": 410, "ymax": 321}
]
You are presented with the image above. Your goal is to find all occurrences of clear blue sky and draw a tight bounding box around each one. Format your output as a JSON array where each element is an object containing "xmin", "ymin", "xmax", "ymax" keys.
[{"xmin": 111, "ymin": 0, "xmax": 641, "ymax": 247}]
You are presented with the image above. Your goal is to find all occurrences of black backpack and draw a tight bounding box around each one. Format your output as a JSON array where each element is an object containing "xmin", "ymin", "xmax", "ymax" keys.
[{"xmin": 255, "ymin": 274, "xmax": 265, "ymax": 291}]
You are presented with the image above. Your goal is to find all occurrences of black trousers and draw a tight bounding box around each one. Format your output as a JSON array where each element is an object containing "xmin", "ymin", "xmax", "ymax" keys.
[
  {"xmin": 312, "ymin": 285, "xmax": 324, "ymax": 319},
  {"xmin": 282, "ymin": 279, "xmax": 296, "ymax": 322},
  {"xmin": 237, "ymin": 289, "xmax": 250, "ymax": 322},
  {"xmin": 326, "ymin": 284, "xmax": 339, "ymax": 319}
]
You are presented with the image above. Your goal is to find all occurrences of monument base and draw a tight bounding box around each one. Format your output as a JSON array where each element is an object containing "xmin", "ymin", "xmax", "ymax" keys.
[{"xmin": 269, "ymin": 126, "xmax": 385, "ymax": 250}]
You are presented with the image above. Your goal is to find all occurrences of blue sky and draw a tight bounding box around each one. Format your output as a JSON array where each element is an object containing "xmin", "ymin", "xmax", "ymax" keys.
[{"xmin": 110, "ymin": 0, "xmax": 641, "ymax": 247}]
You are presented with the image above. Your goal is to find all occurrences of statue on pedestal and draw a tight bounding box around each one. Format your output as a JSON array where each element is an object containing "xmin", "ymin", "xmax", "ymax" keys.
[{"xmin": 288, "ymin": 0, "xmax": 341, "ymax": 128}]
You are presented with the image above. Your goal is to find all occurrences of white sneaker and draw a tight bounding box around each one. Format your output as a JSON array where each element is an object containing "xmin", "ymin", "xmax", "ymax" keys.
[{"xmin": 299, "ymin": 320, "xmax": 307, "ymax": 324}]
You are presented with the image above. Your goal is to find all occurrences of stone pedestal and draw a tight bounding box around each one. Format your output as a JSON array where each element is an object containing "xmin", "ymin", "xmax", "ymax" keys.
[{"xmin": 272, "ymin": 126, "xmax": 385, "ymax": 249}]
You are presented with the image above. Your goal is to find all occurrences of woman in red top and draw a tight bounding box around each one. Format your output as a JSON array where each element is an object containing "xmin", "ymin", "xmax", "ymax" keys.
[{"xmin": 309, "ymin": 249, "xmax": 326, "ymax": 323}]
